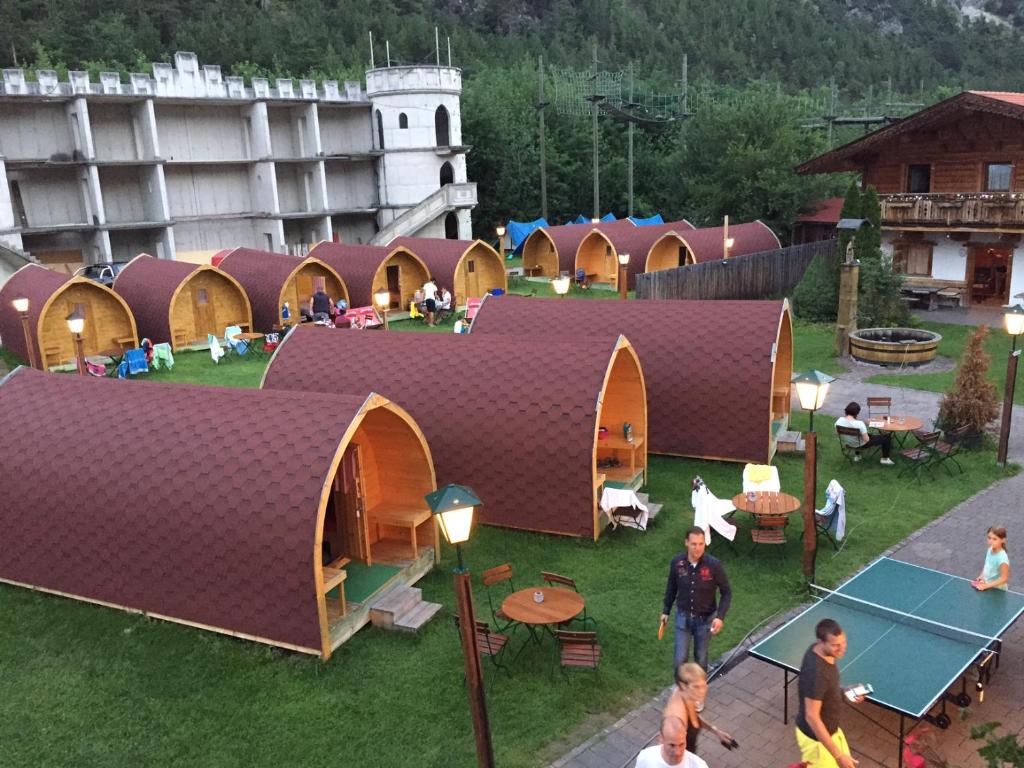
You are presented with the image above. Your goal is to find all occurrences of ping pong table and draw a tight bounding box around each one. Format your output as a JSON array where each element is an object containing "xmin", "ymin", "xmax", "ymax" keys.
[{"xmin": 749, "ymin": 557, "xmax": 1024, "ymax": 767}]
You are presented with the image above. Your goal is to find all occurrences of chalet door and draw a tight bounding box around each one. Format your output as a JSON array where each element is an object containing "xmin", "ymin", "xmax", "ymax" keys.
[
  {"xmin": 295, "ymin": 273, "xmax": 314, "ymax": 312},
  {"xmin": 386, "ymin": 265, "xmax": 401, "ymax": 308},
  {"xmin": 465, "ymin": 258, "xmax": 478, "ymax": 299},
  {"xmin": 969, "ymin": 246, "xmax": 1012, "ymax": 305},
  {"xmin": 336, "ymin": 444, "xmax": 371, "ymax": 565},
  {"xmin": 191, "ymin": 286, "xmax": 217, "ymax": 341}
]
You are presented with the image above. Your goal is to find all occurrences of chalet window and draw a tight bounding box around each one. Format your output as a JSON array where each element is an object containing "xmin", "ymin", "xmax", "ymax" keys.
[
  {"xmin": 906, "ymin": 164, "xmax": 931, "ymax": 194},
  {"xmin": 893, "ymin": 243, "xmax": 933, "ymax": 276},
  {"xmin": 986, "ymin": 163, "xmax": 1012, "ymax": 192}
]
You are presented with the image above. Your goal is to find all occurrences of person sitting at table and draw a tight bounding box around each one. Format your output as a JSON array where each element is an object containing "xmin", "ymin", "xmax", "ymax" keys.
[
  {"xmin": 835, "ymin": 401, "xmax": 894, "ymax": 465},
  {"xmin": 309, "ymin": 288, "xmax": 334, "ymax": 324},
  {"xmin": 437, "ymin": 286, "xmax": 453, "ymax": 321},
  {"xmin": 575, "ymin": 267, "xmax": 590, "ymax": 290}
]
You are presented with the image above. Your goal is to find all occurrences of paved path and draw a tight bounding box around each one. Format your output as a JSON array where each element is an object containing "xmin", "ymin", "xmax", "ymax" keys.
[{"xmin": 553, "ymin": 368, "xmax": 1024, "ymax": 768}]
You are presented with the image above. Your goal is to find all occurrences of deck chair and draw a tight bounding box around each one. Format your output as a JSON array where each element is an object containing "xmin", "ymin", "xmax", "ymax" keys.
[
  {"xmin": 554, "ymin": 630, "xmax": 601, "ymax": 674},
  {"xmin": 815, "ymin": 479, "xmax": 846, "ymax": 550},
  {"xmin": 742, "ymin": 464, "xmax": 781, "ymax": 493},
  {"xmin": 481, "ymin": 564, "xmax": 519, "ymax": 633},
  {"xmin": 899, "ymin": 431, "xmax": 939, "ymax": 482},
  {"xmin": 541, "ymin": 572, "xmax": 596, "ymax": 629},
  {"xmin": 836, "ymin": 426, "xmax": 880, "ymax": 463},
  {"xmin": 453, "ymin": 616, "xmax": 509, "ymax": 673},
  {"xmin": 691, "ymin": 476, "xmax": 738, "ymax": 546},
  {"xmin": 208, "ymin": 334, "xmax": 226, "ymax": 364},
  {"xmin": 151, "ymin": 342, "xmax": 174, "ymax": 370},
  {"xmin": 932, "ymin": 425, "xmax": 968, "ymax": 475},
  {"xmin": 117, "ymin": 348, "xmax": 149, "ymax": 378},
  {"xmin": 866, "ymin": 397, "xmax": 892, "ymax": 420},
  {"xmin": 224, "ymin": 325, "xmax": 248, "ymax": 356}
]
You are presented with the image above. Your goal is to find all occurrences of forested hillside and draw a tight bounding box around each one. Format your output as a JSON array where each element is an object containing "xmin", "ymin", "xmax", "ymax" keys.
[{"xmin": 3, "ymin": 0, "xmax": 1022, "ymax": 238}]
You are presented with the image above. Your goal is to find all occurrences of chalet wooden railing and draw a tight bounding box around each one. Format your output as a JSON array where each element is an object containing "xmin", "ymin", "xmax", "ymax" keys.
[{"xmin": 881, "ymin": 193, "xmax": 1024, "ymax": 229}]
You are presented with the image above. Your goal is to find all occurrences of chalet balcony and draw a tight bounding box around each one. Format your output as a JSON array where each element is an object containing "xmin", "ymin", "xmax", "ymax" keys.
[{"xmin": 881, "ymin": 193, "xmax": 1024, "ymax": 231}]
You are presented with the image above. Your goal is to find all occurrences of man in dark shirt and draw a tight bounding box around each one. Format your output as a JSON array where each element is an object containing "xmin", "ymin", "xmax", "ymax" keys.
[
  {"xmin": 310, "ymin": 289, "xmax": 334, "ymax": 323},
  {"xmin": 661, "ymin": 527, "xmax": 732, "ymax": 673},
  {"xmin": 795, "ymin": 618, "xmax": 858, "ymax": 768}
]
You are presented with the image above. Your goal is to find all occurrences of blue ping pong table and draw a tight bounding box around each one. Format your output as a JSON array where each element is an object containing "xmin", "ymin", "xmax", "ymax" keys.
[{"xmin": 750, "ymin": 557, "xmax": 1024, "ymax": 767}]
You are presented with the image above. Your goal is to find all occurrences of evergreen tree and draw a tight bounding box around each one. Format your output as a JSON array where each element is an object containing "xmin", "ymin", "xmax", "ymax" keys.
[{"xmin": 938, "ymin": 326, "xmax": 1001, "ymax": 436}]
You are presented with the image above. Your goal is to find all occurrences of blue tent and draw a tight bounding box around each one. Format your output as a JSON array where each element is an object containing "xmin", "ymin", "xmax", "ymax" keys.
[
  {"xmin": 570, "ymin": 213, "xmax": 617, "ymax": 224},
  {"xmin": 628, "ymin": 214, "xmax": 665, "ymax": 226},
  {"xmin": 505, "ymin": 218, "xmax": 548, "ymax": 255}
]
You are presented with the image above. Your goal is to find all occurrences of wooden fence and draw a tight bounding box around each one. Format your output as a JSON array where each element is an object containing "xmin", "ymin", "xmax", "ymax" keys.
[{"xmin": 635, "ymin": 240, "xmax": 837, "ymax": 301}]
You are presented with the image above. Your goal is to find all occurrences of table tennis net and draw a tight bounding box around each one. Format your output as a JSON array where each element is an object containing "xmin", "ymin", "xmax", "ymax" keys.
[{"xmin": 810, "ymin": 585, "xmax": 999, "ymax": 649}]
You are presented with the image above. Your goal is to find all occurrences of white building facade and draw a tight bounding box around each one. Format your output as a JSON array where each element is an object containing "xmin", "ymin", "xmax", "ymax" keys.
[{"xmin": 0, "ymin": 53, "xmax": 476, "ymax": 269}]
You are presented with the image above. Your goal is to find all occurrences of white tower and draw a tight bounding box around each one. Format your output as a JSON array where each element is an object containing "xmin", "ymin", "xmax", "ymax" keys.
[{"xmin": 366, "ymin": 65, "xmax": 475, "ymax": 240}]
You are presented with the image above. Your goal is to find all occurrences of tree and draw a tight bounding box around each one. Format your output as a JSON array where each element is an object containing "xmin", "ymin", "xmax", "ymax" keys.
[{"xmin": 937, "ymin": 326, "xmax": 1001, "ymax": 436}]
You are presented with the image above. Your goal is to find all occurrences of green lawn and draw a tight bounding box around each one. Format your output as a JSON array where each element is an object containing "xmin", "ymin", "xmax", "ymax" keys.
[
  {"xmin": 866, "ymin": 320, "xmax": 1024, "ymax": 404},
  {"xmin": 0, "ymin": 313, "xmax": 1014, "ymax": 768}
]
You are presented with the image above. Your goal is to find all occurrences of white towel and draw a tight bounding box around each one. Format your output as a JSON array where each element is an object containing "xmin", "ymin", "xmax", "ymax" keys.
[
  {"xmin": 600, "ymin": 487, "xmax": 649, "ymax": 531},
  {"xmin": 691, "ymin": 484, "xmax": 737, "ymax": 543},
  {"xmin": 816, "ymin": 479, "xmax": 846, "ymax": 541}
]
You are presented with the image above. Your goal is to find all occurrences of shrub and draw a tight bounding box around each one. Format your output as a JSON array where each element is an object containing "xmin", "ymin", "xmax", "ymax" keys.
[{"xmin": 937, "ymin": 326, "xmax": 1000, "ymax": 435}]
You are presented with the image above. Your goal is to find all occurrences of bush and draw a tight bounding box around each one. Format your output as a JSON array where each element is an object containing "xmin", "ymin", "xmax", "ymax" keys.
[
  {"xmin": 937, "ymin": 326, "xmax": 1001, "ymax": 435},
  {"xmin": 857, "ymin": 258, "xmax": 910, "ymax": 328},
  {"xmin": 792, "ymin": 252, "xmax": 839, "ymax": 321}
]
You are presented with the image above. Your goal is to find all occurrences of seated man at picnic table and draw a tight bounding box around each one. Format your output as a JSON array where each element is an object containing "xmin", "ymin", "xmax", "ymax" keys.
[
  {"xmin": 309, "ymin": 288, "xmax": 335, "ymax": 323},
  {"xmin": 438, "ymin": 286, "xmax": 452, "ymax": 316},
  {"xmin": 835, "ymin": 401, "xmax": 894, "ymax": 465}
]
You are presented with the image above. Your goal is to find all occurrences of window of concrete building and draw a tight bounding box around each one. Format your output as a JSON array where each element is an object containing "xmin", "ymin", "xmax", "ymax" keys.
[
  {"xmin": 439, "ymin": 162, "xmax": 454, "ymax": 187},
  {"xmin": 986, "ymin": 163, "xmax": 1012, "ymax": 192},
  {"xmin": 435, "ymin": 106, "xmax": 450, "ymax": 148},
  {"xmin": 376, "ymin": 110, "xmax": 384, "ymax": 149},
  {"xmin": 906, "ymin": 164, "xmax": 931, "ymax": 193},
  {"xmin": 444, "ymin": 212, "xmax": 458, "ymax": 239},
  {"xmin": 399, "ymin": 113, "xmax": 408, "ymax": 129},
  {"xmin": 893, "ymin": 242, "xmax": 933, "ymax": 276}
]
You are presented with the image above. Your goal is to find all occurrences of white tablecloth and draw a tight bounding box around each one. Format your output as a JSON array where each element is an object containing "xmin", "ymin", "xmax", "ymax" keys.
[{"xmin": 600, "ymin": 487, "xmax": 649, "ymax": 531}]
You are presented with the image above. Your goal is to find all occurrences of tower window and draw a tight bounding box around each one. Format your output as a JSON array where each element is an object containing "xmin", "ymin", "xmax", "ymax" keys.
[{"xmin": 399, "ymin": 113, "xmax": 408, "ymax": 129}]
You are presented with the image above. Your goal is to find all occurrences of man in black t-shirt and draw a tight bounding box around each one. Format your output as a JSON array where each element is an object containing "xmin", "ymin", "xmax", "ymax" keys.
[{"xmin": 794, "ymin": 618, "xmax": 859, "ymax": 768}]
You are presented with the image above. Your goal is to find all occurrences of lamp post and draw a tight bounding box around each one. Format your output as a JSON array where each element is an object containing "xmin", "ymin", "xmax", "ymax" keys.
[
  {"xmin": 495, "ymin": 225, "xmax": 506, "ymax": 258},
  {"xmin": 551, "ymin": 275, "xmax": 570, "ymax": 297},
  {"xmin": 792, "ymin": 369, "xmax": 835, "ymax": 581},
  {"xmin": 997, "ymin": 304, "xmax": 1024, "ymax": 466},
  {"xmin": 722, "ymin": 214, "xmax": 730, "ymax": 260},
  {"xmin": 12, "ymin": 297, "xmax": 38, "ymax": 369},
  {"xmin": 426, "ymin": 484, "xmax": 495, "ymax": 768},
  {"xmin": 373, "ymin": 288, "xmax": 391, "ymax": 331},
  {"xmin": 617, "ymin": 251, "xmax": 630, "ymax": 301},
  {"xmin": 66, "ymin": 309, "xmax": 87, "ymax": 376}
]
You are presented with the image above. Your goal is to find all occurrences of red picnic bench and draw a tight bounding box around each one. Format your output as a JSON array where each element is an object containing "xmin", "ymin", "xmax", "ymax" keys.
[
  {"xmin": 336, "ymin": 306, "xmax": 383, "ymax": 329},
  {"xmin": 465, "ymin": 298, "xmax": 482, "ymax": 323}
]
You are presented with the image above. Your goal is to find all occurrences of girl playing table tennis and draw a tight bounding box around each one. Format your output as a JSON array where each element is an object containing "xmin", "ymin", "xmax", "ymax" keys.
[{"xmin": 973, "ymin": 527, "xmax": 1010, "ymax": 591}]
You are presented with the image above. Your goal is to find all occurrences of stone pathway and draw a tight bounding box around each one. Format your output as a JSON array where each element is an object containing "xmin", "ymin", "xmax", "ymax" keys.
[{"xmin": 553, "ymin": 379, "xmax": 1024, "ymax": 768}]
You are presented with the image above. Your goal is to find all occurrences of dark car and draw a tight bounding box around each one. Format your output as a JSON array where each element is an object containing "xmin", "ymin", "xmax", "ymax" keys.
[{"xmin": 73, "ymin": 261, "xmax": 131, "ymax": 287}]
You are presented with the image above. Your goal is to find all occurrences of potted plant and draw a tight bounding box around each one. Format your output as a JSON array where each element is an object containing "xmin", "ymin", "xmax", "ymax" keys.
[{"xmin": 936, "ymin": 325, "xmax": 1000, "ymax": 447}]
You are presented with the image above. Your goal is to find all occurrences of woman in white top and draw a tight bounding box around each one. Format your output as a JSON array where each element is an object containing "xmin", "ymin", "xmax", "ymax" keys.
[{"xmin": 973, "ymin": 526, "xmax": 1010, "ymax": 591}]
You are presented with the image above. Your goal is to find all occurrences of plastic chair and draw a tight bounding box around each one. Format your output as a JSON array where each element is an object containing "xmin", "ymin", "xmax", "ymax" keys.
[
  {"xmin": 151, "ymin": 342, "xmax": 174, "ymax": 370},
  {"xmin": 224, "ymin": 325, "xmax": 248, "ymax": 356},
  {"xmin": 208, "ymin": 334, "xmax": 226, "ymax": 364},
  {"xmin": 117, "ymin": 348, "xmax": 149, "ymax": 378}
]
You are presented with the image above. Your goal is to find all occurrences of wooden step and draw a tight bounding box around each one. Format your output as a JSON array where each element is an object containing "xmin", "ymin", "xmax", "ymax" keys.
[
  {"xmin": 393, "ymin": 600, "xmax": 443, "ymax": 632},
  {"xmin": 368, "ymin": 585, "xmax": 422, "ymax": 629}
]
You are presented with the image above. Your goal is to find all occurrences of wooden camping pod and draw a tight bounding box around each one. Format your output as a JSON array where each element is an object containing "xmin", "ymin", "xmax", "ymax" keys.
[
  {"xmin": 216, "ymin": 248, "xmax": 349, "ymax": 331},
  {"xmin": 261, "ymin": 326, "xmax": 647, "ymax": 540},
  {"xmin": 470, "ymin": 294, "xmax": 794, "ymax": 464},
  {"xmin": 112, "ymin": 254, "xmax": 253, "ymax": 350},
  {"xmin": 389, "ymin": 237, "xmax": 508, "ymax": 307},
  {"xmin": 0, "ymin": 264, "xmax": 138, "ymax": 368},
  {"xmin": 308, "ymin": 241, "xmax": 432, "ymax": 311},
  {"xmin": 575, "ymin": 223, "xmax": 698, "ymax": 290},
  {"xmin": 0, "ymin": 368, "xmax": 436, "ymax": 660},
  {"xmin": 520, "ymin": 219, "xmax": 638, "ymax": 278},
  {"xmin": 676, "ymin": 221, "xmax": 782, "ymax": 264}
]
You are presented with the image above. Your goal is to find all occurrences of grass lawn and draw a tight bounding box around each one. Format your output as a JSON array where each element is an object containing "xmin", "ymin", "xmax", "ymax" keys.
[
  {"xmin": 0, "ymin": 310, "xmax": 1015, "ymax": 768},
  {"xmin": 866, "ymin": 320, "xmax": 1024, "ymax": 404}
]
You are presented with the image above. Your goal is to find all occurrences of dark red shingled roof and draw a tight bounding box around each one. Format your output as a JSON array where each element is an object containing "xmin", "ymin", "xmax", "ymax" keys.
[
  {"xmin": 596, "ymin": 221, "xmax": 697, "ymax": 288},
  {"xmin": 470, "ymin": 295, "xmax": 791, "ymax": 463},
  {"xmin": 679, "ymin": 221, "xmax": 781, "ymax": 263},
  {"xmin": 263, "ymin": 326, "xmax": 639, "ymax": 538},
  {"xmin": 308, "ymin": 242, "xmax": 423, "ymax": 309},
  {"xmin": 796, "ymin": 198, "xmax": 844, "ymax": 224},
  {"xmin": 0, "ymin": 367, "xmax": 408, "ymax": 657},
  {"xmin": 112, "ymin": 254, "xmax": 199, "ymax": 343},
  {"xmin": 533, "ymin": 219, "xmax": 638, "ymax": 274},
  {"xmin": 217, "ymin": 248, "xmax": 345, "ymax": 332}
]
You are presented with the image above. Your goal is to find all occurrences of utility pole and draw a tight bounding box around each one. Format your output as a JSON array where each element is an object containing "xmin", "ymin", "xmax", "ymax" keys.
[
  {"xmin": 589, "ymin": 41, "xmax": 602, "ymax": 220},
  {"xmin": 827, "ymin": 77, "xmax": 837, "ymax": 148},
  {"xmin": 538, "ymin": 55, "xmax": 549, "ymax": 221},
  {"xmin": 627, "ymin": 61, "xmax": 634, "ymax": 217}
]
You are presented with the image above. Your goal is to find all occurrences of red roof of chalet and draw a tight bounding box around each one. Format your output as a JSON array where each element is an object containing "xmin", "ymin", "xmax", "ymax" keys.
[
  {"xmin": 796, "ymin": 198, "xmax": 845, "ymax": 224},
  {"xmin": 308, "ymin": 242, "xmax": 424, "ymax": 309},
  {"xmin": 470, "ymin": 295, "xmax": 791, "ymax": 463},
  {"xmin": 596, "ymin": 221, "xmax": 696, "ymax": 287},
  {"xmin": 681, "ymin": 221, "xmax": 781, "ymax": 263}
]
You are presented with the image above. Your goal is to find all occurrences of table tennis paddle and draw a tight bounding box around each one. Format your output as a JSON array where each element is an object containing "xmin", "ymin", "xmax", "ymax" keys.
[{"xmin": 658, "ymin": 619, "xmax": 665, "ymax": 640}]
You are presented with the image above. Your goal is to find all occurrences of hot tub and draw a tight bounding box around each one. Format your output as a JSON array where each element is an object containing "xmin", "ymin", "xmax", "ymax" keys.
[{"xmin": 849, "ymin": 328, "xmax": 942, "ymax": 366}]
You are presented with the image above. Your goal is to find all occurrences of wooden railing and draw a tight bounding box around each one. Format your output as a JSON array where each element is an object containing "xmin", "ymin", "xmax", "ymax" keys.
[{"xmin": 881, "ymin": 193, "xmax": 1024, "ymax": 229}]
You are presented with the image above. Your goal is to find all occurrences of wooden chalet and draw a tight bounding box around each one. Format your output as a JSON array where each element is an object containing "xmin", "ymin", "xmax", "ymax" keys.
[{"xmin": 797, "ymin": 91, "xmax": 1024, "ymax": 307}]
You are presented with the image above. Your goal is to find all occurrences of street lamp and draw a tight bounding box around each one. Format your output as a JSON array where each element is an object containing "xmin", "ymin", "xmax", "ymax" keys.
[
  {"xmin": 495, "ymin": 225, "xmax": 506, "ymax": 258},
  {"xmin": 66, "ymin": 309, "xmax": 87, "ymax": 376},
  {"xmin": 722, "ymin": 214, "xmax": 730, "ymax": 260},
  {"xmin": 426, "ymin": 484, "xmax": 494, "ymax": 768},
  {"xmin": 997, "ymin": 304, "xmax": 1024, "ymax": 465},
  {"xmin": 12, "ymin": 297, "xmax": 38, "ymax": 369},
  {"xmin": 551, "ymin": 275, "xmax": 570, "ymax": 297},
  {"xmin": 373, "ymin": 288, "xmax": 391, "ymax": 331},
  {"xmin": 617, "ymin": 251, "xmax": 630, "ymax": 301},
  {"xmin": 792, "ymin": 369, "xmax": 835, "ymax": 581}
]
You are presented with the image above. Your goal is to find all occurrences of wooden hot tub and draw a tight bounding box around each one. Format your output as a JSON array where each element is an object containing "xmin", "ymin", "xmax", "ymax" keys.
[{"xmin": 849, "ymin": 328, "xmax": 941, "ymax": 366}]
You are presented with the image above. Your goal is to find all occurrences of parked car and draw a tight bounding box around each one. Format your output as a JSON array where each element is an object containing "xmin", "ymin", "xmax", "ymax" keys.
[{"xmin": 74, "ymin": 262, "xmax": 131, "ymax": 286}]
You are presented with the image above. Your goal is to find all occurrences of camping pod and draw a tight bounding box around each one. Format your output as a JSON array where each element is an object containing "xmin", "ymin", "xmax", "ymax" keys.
[
  {"xmin": 576, "ymin": 220, "xmax": 696, "ymax": 291},
  {"xmin": 389, "ymin": 237, "xmax": 507, "ymax": 307},
  {"xmin": 262, "ymin": 326, "xmax": 647, "ymax": 540},
  {"xmin": 0, "ymin": 368, "xmax": 436, "ymax": 660},
  {"xmin": 471, "ymin": 295, "xmax": 794, "ymax": 464},
  {"xmin": 308, "ymin": 242, "xmax": 431, "ymax": 311},
  {"xmin": 677, "ymin": 221, "xmax": 781, "ymax": 264},
  {"xmin": 520, "ymin": 219, "xmax": 637, "ymax": 278},
  {"xmin": 217, "ymin": 248, "xmax": 349, "ymax": 331},
  {"xmin": 0, "ymin": 263, "xmax": 137, "ymax": 368},
  {"xmin": 112, "ymin": 254, "xmax": 253, "ymax": 350}
]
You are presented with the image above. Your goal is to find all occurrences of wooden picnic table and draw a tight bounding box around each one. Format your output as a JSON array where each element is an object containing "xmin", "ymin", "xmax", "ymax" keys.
[{"xmin": 502, "ymin": 586, "xmax": 584, "ymax": 626}]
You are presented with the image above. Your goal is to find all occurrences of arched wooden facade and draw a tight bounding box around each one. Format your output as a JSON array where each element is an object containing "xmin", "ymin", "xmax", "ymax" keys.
[
  {"xmin": 575, "ymin": 221, "xmax": 697, "ymax": 290},
  {"xmin": 0, "ymin": 367, "xmax": 436, "ymax": 660},
  {"xmin": 112, "ymin": 254, "xmax": 253, "ymax": 350},
  {"xmin": 308, "ymin": 242, "xmax": 431, "ymax": 310},
  {"xmin": 520, "ymin": 219, "xmax": 638, "ymax": 277},
  {"xmin": 0, "ymin": 264, "xmax": 137, "ymax": 368},
  {"xmin": 389, "ymin": 237, "xmax": 507, "ymax": 307},
  {"xmin": 471, "ymin": 295, "xmax": 794, "ymax": 464},
  {"xmin": 262, "ymin": 326, "xmax": 647, "ymax": 540},
  {"xmin": 217, "ymin": 248, "xmax": 349, "ymax": 332}
]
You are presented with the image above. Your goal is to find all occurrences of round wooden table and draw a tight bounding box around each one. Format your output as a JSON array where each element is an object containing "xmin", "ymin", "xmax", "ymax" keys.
[
  {"xmin": 502, "ymin": 586, "xmax": 584, "ymax": 626},
  {"xmin": 871, "ymin": 415, "xmax": 924, "ymax": 433},
  {"xmin": 730, "ymin": 491, "xmax": 802, "ymax": 517}
]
